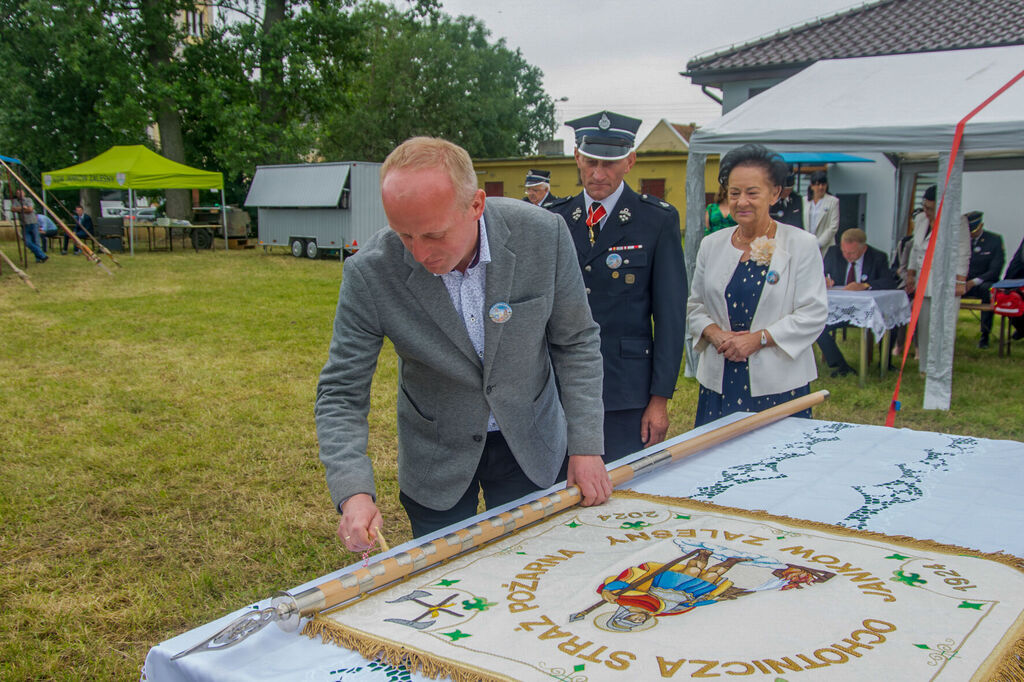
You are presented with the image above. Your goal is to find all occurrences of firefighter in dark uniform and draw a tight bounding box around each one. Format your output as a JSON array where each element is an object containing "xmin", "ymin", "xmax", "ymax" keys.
[
  {"xmin": 547, "ymin": 111, "xmax": 687, "ymax": 463},
  {"xmin": 523, "ymin": 169, "xmax": 560, "ymax": 208},
  {"xmin": 770, "ymin": 173, "xmax": 803, "ymax": 229},
  {"xmin": 964, "ymin": 211, "xmax": 1005, "ymax": 348}
]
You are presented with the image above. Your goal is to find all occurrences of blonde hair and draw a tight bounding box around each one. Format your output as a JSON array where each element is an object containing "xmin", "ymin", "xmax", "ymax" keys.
[
  {"xmin": 840, "ymin": 228, "xmax": 867, "ymax": 244},
  {"xmin": 381, "ymin": 137, "xmax": 478, "ymax": 207}
]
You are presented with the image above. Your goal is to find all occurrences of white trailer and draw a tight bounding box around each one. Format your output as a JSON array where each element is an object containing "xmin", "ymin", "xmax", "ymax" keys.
[{"xmin": 245, "ymin": 161, "xmax": 386, "ymax": 259}]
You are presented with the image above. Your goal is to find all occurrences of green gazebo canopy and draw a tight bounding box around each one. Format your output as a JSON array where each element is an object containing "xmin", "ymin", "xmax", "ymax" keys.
[{"xmin": 42, "ymin": 145, "xmax": 222, "ymax": 191}]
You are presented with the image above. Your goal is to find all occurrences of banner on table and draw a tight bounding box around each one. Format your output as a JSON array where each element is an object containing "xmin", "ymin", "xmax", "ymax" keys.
[{"xmin": 306, "ymin": 493, "xmax": 1024, "ymax": 681}]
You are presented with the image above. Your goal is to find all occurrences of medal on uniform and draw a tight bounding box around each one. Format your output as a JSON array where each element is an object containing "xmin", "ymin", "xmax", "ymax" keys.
[
  {"xmin": 612, "ymin": 271, "xmax": 620, "ymax": 279},
  {"xmin": 606, "ymin": 253, "xmax": 622, "ymax": 269},
  {"xmin": 625, "ymin": 273, "xmax": 636, "ymax": 284},
  {"xmin": 618, "ymin": 207, "xmax": 631, "ymax": 223},
  {"xmin": 488, "ymin": 302, "xmax": 512, "ymax": 324},
  {"xmin": 571, "ymin": 207, "xmax": 582, "ymax": 222},
  {"xmin": 767, "ymin": 270, "xmax": 780, "ymax": 285}
]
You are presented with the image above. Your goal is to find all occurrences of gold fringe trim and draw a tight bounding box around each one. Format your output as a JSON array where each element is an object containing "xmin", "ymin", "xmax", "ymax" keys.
[
  {"xmin": 615, "ymin": 489, "xmax": 1024, "ymax": 681},
  {"xmin": 302, "ymin": 616, "xmax": 514, "ymax": 682}
]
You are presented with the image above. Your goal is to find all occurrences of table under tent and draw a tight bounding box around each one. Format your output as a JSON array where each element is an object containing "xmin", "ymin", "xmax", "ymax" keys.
[
  {"xmin": 683, "ymin": 45, "xmax": 1024, "ymax": 411},
  {"xmin": 42, "ymin": 145, "xmax": 227, "ymax": 255}
]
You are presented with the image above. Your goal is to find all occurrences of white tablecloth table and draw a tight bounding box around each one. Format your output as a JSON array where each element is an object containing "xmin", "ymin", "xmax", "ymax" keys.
[
  {"xmin": 143, "ymin": 416, "xmax": 1023, "ymax": 681},
  {"xmin": 826, "ymin": 289, "xmax": 911, "ymax": 384}
]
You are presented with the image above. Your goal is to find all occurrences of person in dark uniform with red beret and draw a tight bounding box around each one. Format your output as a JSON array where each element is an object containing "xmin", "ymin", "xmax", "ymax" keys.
[{"xmin": 546, "ymin": 111, "xmax": 687, "ymax": 463}]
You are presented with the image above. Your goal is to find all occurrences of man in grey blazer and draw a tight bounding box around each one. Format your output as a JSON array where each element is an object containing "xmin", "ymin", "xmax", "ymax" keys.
[{"xmin": 315, "ymin": 137, "xmax": 611, "ymax": 549}]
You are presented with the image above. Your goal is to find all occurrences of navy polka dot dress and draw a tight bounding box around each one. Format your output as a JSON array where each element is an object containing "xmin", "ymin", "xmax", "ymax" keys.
[{"xmin": 695, "ymin": 259, "xmax": 811, "ymax": 427}]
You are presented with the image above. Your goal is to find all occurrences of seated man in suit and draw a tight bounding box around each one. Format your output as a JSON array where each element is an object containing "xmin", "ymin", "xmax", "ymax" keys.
[
  {"xmin": 963, "ymin": 211, "xmax": 1005, "ymax": 349},
  {"xmin": 816, "ymin": 229, "xmax": 898, "ymax": 376},
  {"xmin": 316, "ymin": 137, "xmax": 611, "ymax": 549}
]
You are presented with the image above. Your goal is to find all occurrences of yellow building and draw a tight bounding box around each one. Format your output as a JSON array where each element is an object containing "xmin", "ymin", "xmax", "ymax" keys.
[{"xmin": 473, "ymin": 120, "xmax": 720, "ymax": 216}]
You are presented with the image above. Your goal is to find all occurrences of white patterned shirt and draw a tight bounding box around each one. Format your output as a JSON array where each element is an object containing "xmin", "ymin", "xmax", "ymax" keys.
[{"xmin": 439, "ymin": 216, "xmax": 498, "ymax": 431}]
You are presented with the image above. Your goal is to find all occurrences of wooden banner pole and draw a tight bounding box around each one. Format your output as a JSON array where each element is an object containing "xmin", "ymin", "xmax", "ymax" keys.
[
  {"xmin": 0, "ymin": 159, "xmax": 112, "ymax": 275},
  {"xmin": 0, "ymin": 247, "xmax": 38, "ymax": 291},
  {"xmin": 174, "ymin": 390, "xmax": 828, "ymax": 659}
]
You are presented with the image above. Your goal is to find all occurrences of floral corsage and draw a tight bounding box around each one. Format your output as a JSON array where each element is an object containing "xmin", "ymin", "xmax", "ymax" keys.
[{"xmin": 749, "ymin": 236, "xmax": 775, "ymax": 267}]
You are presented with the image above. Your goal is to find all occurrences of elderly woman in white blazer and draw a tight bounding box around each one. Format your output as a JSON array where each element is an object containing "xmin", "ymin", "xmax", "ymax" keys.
[
  {"xmin": 805, "ymin": 170, "xmax": 840, "ymax": 255},
  {"xmin": 688, "ymin": 145, "xmax": 828, "ymax": 427}
]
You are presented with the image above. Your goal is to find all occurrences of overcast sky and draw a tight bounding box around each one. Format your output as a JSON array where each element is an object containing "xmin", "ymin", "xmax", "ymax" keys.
[{"xmin": 438, "ymin": 0, "xmax": 863, "ymax": 149}]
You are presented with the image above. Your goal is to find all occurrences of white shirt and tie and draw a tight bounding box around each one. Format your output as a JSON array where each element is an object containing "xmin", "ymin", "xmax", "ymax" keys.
[{"xmin": 583, "ymin": 183, "xmax": 625, "ymax": 241}]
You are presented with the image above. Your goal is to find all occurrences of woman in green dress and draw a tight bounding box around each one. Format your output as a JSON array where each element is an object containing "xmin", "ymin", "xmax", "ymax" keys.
[{"xmin": 704, "ymin": 183, "xmax": 737, "ymax": 235}]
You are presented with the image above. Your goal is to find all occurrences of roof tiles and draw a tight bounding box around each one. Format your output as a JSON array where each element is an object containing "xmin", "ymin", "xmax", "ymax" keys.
[{"xmin": 687, "ymin": 0, "xmax": 1024, "ymax": 73}]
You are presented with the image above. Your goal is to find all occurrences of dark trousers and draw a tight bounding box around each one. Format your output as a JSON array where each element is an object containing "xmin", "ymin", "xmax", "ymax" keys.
[
  {"xmin": 965, "ymin": 283, "xmax": 994, "ymax": 340},
  {"xmin": 63, "ymin": 228, "xmax": 88, "ymax": 253},
  {"xmin": 816, "ymin": 323, "xmax": 850, "ymax": 368},
  {"xmin": 603, "ymin": 408, "xmax": 645, "ymax": 464},
  {"xmin": 399, "ymin": 430, "xmax": 543, "ymax": 538}
]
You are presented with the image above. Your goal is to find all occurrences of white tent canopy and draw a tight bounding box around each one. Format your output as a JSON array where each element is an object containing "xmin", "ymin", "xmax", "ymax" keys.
[
  {"xmin": 689, "ymin": 45, "xmax": 1024, "ymax": 155},
  {"xmin": 684, "ymin": 45, "xmax": 1024, "ymax": 411}
]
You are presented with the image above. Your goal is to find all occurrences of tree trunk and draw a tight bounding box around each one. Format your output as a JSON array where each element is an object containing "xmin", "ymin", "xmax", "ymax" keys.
[
  {"xmin": 259, "ymin": 0, "xmax": 288, "ymax": 150},
  {"xmin": 141, "ymin": 0, "xmax": 192, "ymax": 221}
]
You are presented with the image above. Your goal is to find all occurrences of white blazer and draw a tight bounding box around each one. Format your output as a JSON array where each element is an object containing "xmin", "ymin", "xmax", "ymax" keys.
[
  {"xmin": 908, "ymin": 212, "xmax": 971, "ymax": 298},
  {"xmin": 687, "ymin": 223, "xmax": 828, "ymax": 396},
  {"xmin": 805, "ymin": 193, "xmax": 840, "ymax": 254}
]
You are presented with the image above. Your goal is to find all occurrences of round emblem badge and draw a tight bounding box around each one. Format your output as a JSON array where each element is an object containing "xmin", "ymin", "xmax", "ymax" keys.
[
  {"xmin": 766, "ymin": 270, "xmax": 780, "ymax": 285},
  {"xmin": 488, "ymin": 302, "xmax": 512, "ymax": 324},
  {"xmin": 606, "ymin": 253, "xmax": 623, "ymax": 269}
]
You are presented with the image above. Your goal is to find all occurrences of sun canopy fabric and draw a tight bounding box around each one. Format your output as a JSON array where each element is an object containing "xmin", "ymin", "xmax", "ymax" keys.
[
  {"xmin": 690, "ymin": 45, "xmax": 1024, "ymax": 155},
  {"xmin": 41, "ymin": 145, "xmax": 222, "ymax": 191},
  {"xmin": 780, "ymin": 152, "xmax": 874, "ymax": 164},
  {"xmin": 245, "ymin": 163, "xmax": 351, "ymax": 208}
]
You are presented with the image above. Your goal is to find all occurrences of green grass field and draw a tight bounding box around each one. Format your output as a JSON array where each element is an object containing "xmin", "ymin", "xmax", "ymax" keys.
[{"xmin": 1, "ymin": 245, "xmax": 1021, "ymax": 679}]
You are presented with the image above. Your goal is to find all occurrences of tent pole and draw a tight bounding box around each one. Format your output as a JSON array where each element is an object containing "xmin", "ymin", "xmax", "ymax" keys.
[
  {"xmin": 683, "ymin": 150, "xmax": 707, "ymax": 379},
  {"xmin": 129, "ymin": 188, "xmax": 135, "ymax": 256},
  {"xmin": 221, "ymin": 189, "xmax": 228, "ymax": 251}
]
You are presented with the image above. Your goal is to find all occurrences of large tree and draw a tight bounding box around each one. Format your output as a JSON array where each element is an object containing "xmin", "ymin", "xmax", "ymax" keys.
[
  {"xmin": 0, "ymin": 0, "xmax": 555, "ymax": 212},
  {"xmin": 0, "ymin": 0, "xmax": 148, "ymax": 212},
  {"xmin": 319, "ymin": 3, "xmax": 556, "ymax": 161}
]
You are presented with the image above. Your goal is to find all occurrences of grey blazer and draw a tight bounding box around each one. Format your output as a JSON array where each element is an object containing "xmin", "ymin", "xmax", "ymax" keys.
[{"xmin": 315, "ymin": 198, "xmax": 605, "ymax": 511}]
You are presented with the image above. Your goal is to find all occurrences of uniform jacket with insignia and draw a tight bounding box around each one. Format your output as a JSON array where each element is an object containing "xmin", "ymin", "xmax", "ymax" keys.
[
  {"xmin": 967, "ymin": 230, "xmax": 1005, "ymax": 285},
  {"xmin": 546, "ymin": 184, "xmax": 687, "ymax": 412},
  {"xmin": 770, "ymin": 193, "xmax": 804, "ymax": 230},
  {"xmin": 522, "ymin": 192, "xmax": 560, "ymax": 209}
]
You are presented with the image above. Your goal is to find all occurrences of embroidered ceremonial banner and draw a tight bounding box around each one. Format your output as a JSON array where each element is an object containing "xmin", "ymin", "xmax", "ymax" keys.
[{"xmin": 307, "ymin": 493, "xmax": 1024, "ymax": 681}]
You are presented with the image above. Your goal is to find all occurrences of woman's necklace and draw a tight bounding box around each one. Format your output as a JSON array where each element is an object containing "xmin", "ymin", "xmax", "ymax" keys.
[{"xmin": 732, "ymin": 220, "xmax": 776, "ymax": 247}]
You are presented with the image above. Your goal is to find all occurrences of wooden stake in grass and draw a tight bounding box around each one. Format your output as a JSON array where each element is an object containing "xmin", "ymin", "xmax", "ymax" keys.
[
  {"xmin": 172, "ymin": 390, "xmax": 829, "ymax": 660},
  {"xmin": 0, "ymin": 247, "xmax": 38, "ymax": 291}
]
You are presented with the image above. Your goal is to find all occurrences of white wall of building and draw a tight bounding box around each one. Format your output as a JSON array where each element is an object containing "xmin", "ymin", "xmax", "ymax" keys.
[
  {"xmin": 827, "ymin": 153, "xmax": 897, "ymax": 254},
  {"xmin": 963, "ymin": 169, "xmax": 1024, "ymax": 267}
]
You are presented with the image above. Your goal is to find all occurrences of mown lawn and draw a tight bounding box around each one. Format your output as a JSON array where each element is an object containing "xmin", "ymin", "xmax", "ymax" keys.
[{"xmin": 1, "ymin": 244, "xmax": 1021, "ymax": 680}]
